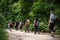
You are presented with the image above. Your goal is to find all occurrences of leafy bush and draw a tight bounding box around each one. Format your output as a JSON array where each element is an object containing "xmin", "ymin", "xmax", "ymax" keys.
[
  {"xmin": 39, "ymin": 22, "xmax": 49, "ymax": 32},
  {"xmin": 0, "ymin": 28, "xmax": 8, "ymax": 40},
  {"xmin": 22, "ymin": 22, "xmax": 49, "ymax": 32},
  {"xmin": 22, "ymin": 24, "xmax": 34, "ymax": 31},
  {"xmin": 22, "ymin": 21, "xmax": 60, "ymax": 33},
  {"xmin": 29, "ymin": 24, "xmax": 34, "ymax": 31},
  {"xmin": 54, "ymin": 26, "xmax": 60, "ymax": 34}
]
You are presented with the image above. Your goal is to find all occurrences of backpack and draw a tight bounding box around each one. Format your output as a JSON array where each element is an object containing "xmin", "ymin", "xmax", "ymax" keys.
[
  {"xmin": 51, "ymin": 15, "xmax": 58, "ymax": 23},
  {"xmin": 54, "ymin": 15, "xmax": 58, "ymax": 23},
  {"xmin": 20, "ymin": 22, "xmax": 23, "ymax": 26},
  {"xmin": 9, "ymin": 22, "xmax": 13, "ymax": 26},
  {"xmin": 26, "ymin": 19, "xmax": 30, "ymax": 25},
  {"xmin": 35, "ymin": 20, "xmax": 39, "ymax": 26},
  {"xmin": 27, "ymin": 20, "xmax": 30, "ymax": 25}
]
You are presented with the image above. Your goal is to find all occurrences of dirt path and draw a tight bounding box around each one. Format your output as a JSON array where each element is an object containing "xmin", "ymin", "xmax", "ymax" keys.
[{"xmin": 6, "ymin": 29, "xmax": 60, "ymax": 40}]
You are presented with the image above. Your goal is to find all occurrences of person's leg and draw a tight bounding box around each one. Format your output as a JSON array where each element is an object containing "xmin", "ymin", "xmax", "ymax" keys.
[
  {"xmin": 15, "ymin": 26, "xmax": 18, "ymax": 31},
  {"xmin": 25, "ymin": 25, "xmax": 29, "ymax": 33},
  {"xmin": 50, "ymin": 23, "xmax": 55, "ymax": 37},
  {"xmin": 51, "ymin": 23, "xmax": 55, "ymax": 37},
  {"xmin": 20, "ymin": 26, "xmax": 22, "ymax": 32},
  {"xmin": 34, "ymin": 27, "xmax": 37, "ymax": 34},
  {"xmin": 49, "ymin": 23, "xmax": 52, "ymax": 35},
  {"xmin": 27, "ymin": 25, "xmax": 29, "ymax": 33},
  {"xmin": 25, "ymin": 26, "xmax": 27, "ymax": 33},
  {"xmin": 16, "ymin": 26, "xmax": 18, "ymax": 31},
  {"xmin": 34, "ymin": 27, "xmax": 36, "ymax": 34},
  {"xmin": 37, "ymin": 27, "xmax": 40, "ymax": 34},
  {"xmin": 21, "ymin": 27, "xmax": 22, "ymax": 32},
  {"xmin": 10, "ymin": 26, "xmax": 12, "ymax": 32}
]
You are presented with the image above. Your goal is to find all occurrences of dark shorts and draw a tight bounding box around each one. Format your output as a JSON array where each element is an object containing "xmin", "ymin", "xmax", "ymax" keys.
[
  {"xmin": 15, "ymin": 25, "xmax": 18, "ymax": 27},
  {"xmin": 20, "ymin": 26, "xmax": 23, "ymax": 29},
  {"xmin": 10, "ymin": 25, "xmax": 13, "ymax": 28},
  {"xmin": 34, "ymin": 26, "xmax": 38, "ymax": 31},
  {"xmin": 49, "ymin": 23, "xmax": 55, "ymax": 32}
]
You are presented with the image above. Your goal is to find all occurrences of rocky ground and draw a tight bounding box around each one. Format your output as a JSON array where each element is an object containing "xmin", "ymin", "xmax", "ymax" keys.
[{"xmin": 6, "ymin": 29, "xmax": 60, "ymax": 40}]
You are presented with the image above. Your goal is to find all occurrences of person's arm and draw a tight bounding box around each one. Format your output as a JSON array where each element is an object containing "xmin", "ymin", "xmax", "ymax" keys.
[{"xmin": 48, "ymin": 17, "xmax": 51, "ymax": 26}]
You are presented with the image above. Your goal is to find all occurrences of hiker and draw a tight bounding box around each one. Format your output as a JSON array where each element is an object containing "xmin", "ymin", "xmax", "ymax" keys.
[
  {"xmin": 48, "ymin": 11, "xmax": 56, "ymax": 37},
  {"xmin": 25, "ymin": 18, "xmax": 30, "ymax": 33},
  {"xmin": 9, "ymin": 20, "xmax": 13, "ymax": 31},
  {"xmin": 19, "ymin": 21, "xmax": 23, "ymax": 32},
  {"xmin": 8, "ymin": 22, "xmax": 10, "ymax": 30},
  {"xmin": 34, "ymin": 17, "xmax": 40, "ymax": 34},
  {"xmin": 15, "ymin": 20, "xmax": 19, "ymax": 31}
]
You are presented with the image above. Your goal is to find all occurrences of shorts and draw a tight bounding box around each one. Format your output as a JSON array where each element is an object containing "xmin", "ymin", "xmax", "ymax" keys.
[
  {"xmin": 26, "ymin": 25, "xmax": 29, "ymax": 30},
  {"xmin": 10, "ymin": 26, "xmax": 13, "ymax": 28},
  {"xmin": 20, "ymin": 26, "xmax": 23, "ymax": 29},
  {"xmin": 34, "ymin": 26, "xmax": 38, "ymax": 31}
]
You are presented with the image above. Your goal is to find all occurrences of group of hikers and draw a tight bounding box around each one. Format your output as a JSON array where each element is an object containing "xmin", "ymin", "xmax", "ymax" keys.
[
  {"xmin": 8, "ymin": 11, "xmax": 58, "ymax": 37},
  {"xmin": 8, "ymin": 17, "xmax": 39, "ymax": 34}
]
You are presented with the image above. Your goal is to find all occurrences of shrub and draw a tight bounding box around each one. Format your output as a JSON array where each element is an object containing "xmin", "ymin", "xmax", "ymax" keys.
[
  {"xmin": 29, "ymin": 24, "xmax": 34, "ymax": 31},
  {"xmin": 39, "ymin": 22, "xmax": 49, "ymax": 32},
  {"xmin": 0, "ymin": 28, "xmax": 8, "ymax": 40}
]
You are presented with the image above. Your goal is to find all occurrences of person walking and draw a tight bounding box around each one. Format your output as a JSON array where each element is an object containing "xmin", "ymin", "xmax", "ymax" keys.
[
  {"xmin": 25, "ymin": 18, "xmax": 30, "ymax": 33},
  {"xmin": 20, "ymin": 21, "xmax": 23, "ymax": 32},
  {"xmin": 34, "ymin": 17, "xmax": 40, "ymax": 34},
  {"xmin": 48, "ymin": 11, "xmax": 56, "ymax": 37},
  {"xmin": 15, "ymin": 20, "xmax": 19, "ymax": 31},
  {"xmin": 9, "ymin": 21, "xmax": 13, "ymax": 31}
]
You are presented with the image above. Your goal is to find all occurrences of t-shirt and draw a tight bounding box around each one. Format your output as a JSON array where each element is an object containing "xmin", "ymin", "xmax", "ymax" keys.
[{"xmin": 50, "ymin": 14, "xmax": 55, "ymax": 23}]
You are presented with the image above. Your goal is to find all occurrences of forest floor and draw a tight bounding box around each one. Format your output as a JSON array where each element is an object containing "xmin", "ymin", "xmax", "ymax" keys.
[{"xmin": 6, "ymin": 29, "xmax": 60, "ymax": 40}]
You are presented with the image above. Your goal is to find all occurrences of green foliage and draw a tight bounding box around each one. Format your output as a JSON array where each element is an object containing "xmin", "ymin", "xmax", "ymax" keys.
[
  {"xmin": 54, "ymin": 8, "xmax": 60, "ymax": 17},
  {"xmin": 0, "ymin": 28, "xmax": 8, "ymax": 40},
  {"xmin": 54, "ymin": 26, "xmax": 60, "ymax": 34},
  {"xmin": 39, "ymin": 22, "xmax": 49, "ymax": 32},
  {"xmin": 0, "ymin": 14, "xmax": 6, "ymax": 28},
  {"xmin": 29, "ymin": 24, "xmax": 34, "ymax": 31},
  {"xmin": 0, "ymin": 0, "xmax": 60, "ymax": 33}
]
